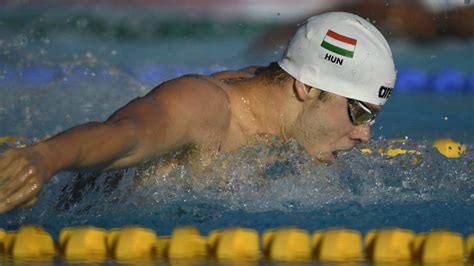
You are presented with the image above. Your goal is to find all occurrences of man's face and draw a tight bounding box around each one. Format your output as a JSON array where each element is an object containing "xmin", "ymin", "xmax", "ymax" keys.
[{"xmin": 293, "ymin": 93, "xmax": 375, "ymax": 164}]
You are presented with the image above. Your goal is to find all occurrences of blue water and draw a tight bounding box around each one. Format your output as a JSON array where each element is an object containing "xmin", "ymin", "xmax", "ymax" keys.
[{"xmin": 0, "ymin": 4, "xmax": 473, "ymax": 247}]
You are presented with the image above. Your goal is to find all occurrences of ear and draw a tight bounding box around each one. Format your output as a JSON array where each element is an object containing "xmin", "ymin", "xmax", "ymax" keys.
[{"xmin": 294, "ymin": 80, "xmax": 319, "ymax": 101}]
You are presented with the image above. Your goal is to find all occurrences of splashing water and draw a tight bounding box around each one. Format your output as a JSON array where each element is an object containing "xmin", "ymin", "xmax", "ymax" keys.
[{"xmin": 1, "ymin": 136, "xmax": 472, "ymax": 237}]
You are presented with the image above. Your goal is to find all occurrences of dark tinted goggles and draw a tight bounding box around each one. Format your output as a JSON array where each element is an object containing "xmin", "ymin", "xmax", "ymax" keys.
[{"xmin": 347, "ymin": 99, "xmax": 378, "ymax": 126}]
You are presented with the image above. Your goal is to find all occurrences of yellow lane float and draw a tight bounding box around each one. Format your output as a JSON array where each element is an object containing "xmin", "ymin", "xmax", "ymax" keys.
[
  {"xmin": 263, "ymin": 228, "xmax": 311, "ymax": 262},
  {"xmin": 365, "ymin": 228, "xmax": 415, "ymax": 262},
  {"xmin": 0, "ymin": 225, "xmax": 472, "ymax": 264},
  {"xmin": 413, "ymin": 230, "xmax": 465, "ymax": 263},
  {"xmin": 432, "ymin": 138, "xmax": 466, "ymax": 158},
  {"xmin": 0, "ymin": 136, "xmax": 18, "ymax": 145},
  {"xmin": 312, "ymin": 228, "xmax": 363, "ymax": 262},
  {"xmin": 60, "ymin": 226, "xmax": 108, "ymax": 261},
  {"xmin": 467, "ymin": 234, "xmax": 474, "ymax": 261},
  {"xmin": 3, "ymin": 225, "xmax": 55, "ymax": 259},
  {"xmin": 166, "ymin": 226, "xmax": 206, "ymax": 259},
  {"xmin": 359, "ymin": 138, "xmax": 468, "ymax": 161},
  {"xmin": 108, "ymin": 226, "xmax": 157, "ymax": 261},
  {"xmin": 0, "ymin": 228, "xmax": 6, "ymax": 255},
  {"xmin": 208, "ymin": 227, "xmax": 259, "ymax": 261}
]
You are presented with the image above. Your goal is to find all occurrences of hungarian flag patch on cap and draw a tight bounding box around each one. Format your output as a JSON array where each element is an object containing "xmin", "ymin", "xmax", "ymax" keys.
[{"xmin": 321, "ymin": 30, "xmax": 357, "ymax": 58}]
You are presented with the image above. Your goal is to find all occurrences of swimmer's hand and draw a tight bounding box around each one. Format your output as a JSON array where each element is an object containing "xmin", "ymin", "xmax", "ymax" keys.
[{"xmin": 0, "ymin": 147, "xmax": 53, "ymax": 213}]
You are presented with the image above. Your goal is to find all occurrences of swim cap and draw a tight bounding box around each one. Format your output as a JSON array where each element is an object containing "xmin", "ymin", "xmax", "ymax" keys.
[{"xmin": 278, "ymin": 12, "xmax": 396, "ymax": 106}]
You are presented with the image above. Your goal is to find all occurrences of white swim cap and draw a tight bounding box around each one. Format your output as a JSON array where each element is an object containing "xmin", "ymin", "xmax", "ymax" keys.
[{"xmin": 278, "ymin": 12, "xmax": 396, "ymax": 106}]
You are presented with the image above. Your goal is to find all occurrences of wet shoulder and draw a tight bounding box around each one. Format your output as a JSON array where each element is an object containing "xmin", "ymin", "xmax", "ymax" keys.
[
  {"xmin": 146, "ymin": 74, "xmax": 232, "ymax": 138},
  {"xmin": 146, "ymin": 74, "xmax": 230, "ymax": 106}
]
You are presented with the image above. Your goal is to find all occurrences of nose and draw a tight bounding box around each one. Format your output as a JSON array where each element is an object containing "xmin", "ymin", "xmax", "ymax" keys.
[{"xmin": 349, "ymin": 124, "xmax": 371, "ymax": 143}]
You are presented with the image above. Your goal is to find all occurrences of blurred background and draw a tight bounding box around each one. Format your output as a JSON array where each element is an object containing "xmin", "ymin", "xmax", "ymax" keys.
[{"xmin": 0, "ymin": 0, "xmax": 473, "ymax": 238}]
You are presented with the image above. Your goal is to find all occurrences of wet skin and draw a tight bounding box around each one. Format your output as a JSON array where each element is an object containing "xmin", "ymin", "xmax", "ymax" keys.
[{"xmin": 0, "ymin": 66, "xmax": 378, "ymax": 212}]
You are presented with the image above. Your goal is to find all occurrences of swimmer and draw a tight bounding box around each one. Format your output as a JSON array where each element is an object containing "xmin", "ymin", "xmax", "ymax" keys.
[{"xmin": 0, "ymin": 12, "xmax": 396, "ymax": 213}]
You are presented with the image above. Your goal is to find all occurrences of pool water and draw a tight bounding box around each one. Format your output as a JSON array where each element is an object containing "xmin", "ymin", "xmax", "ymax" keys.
[{"xmin": 0, "ymin": 4, "xmax": 473, "ymax": 245}]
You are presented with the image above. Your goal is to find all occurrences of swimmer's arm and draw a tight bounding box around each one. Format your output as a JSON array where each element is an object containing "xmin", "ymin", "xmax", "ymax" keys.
[
  {"xmin": 0, "ymin": 102, "xmax": 182, "ymax": 212},
  {"xmin": 33, "ymin": 98, "xmax": 194, "ymax": 173},
  {"xmin": 30, "ymin": 118, "xmax": 147, "ymax": 173},
  {"xmin": 0, "ymin": 117, "xmax": 148, "ymax": 212},
  {"xmin": 0, "ymin": 109, "xmax": 163, "ymax": 183},
  {"xmin": 0, "ymin": 76, "xmax": 229, "ymax": 212}
]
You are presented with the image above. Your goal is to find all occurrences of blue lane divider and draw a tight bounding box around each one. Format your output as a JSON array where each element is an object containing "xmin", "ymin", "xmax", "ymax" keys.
[
  {"xmin": 464, "ymin": 73, "xmax": 474, "ymax": 92},
  {"xmin": 21, "ymin": 66, "xmax": 63, "ymax": 84},
  {"xmin": 395, "ymin": 69, "xmax": 429, "ymax": 92},
  {"xmin": 0, "ymin": 64, "xmax": 63, "ymax": 85},
  {"xmin": 431, "ymin": 69, "xmax": 466, "ymax": 92},
  {"xmin": 395, "ymin": 68, "xmax": 473, "ymax": 93},
  {"xmin": 0, "ymin": 63, "xmax": 473, "ymax": 93},
  {"xmin": 62, "ymin": 66, "xmax": 111, "ymax": 82}
]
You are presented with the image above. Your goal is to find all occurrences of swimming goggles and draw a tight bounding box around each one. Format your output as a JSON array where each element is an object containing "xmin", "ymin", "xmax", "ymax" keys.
[{"xmin": 347, "ymin": 99, "xmax": 378, "ymax": 126}]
